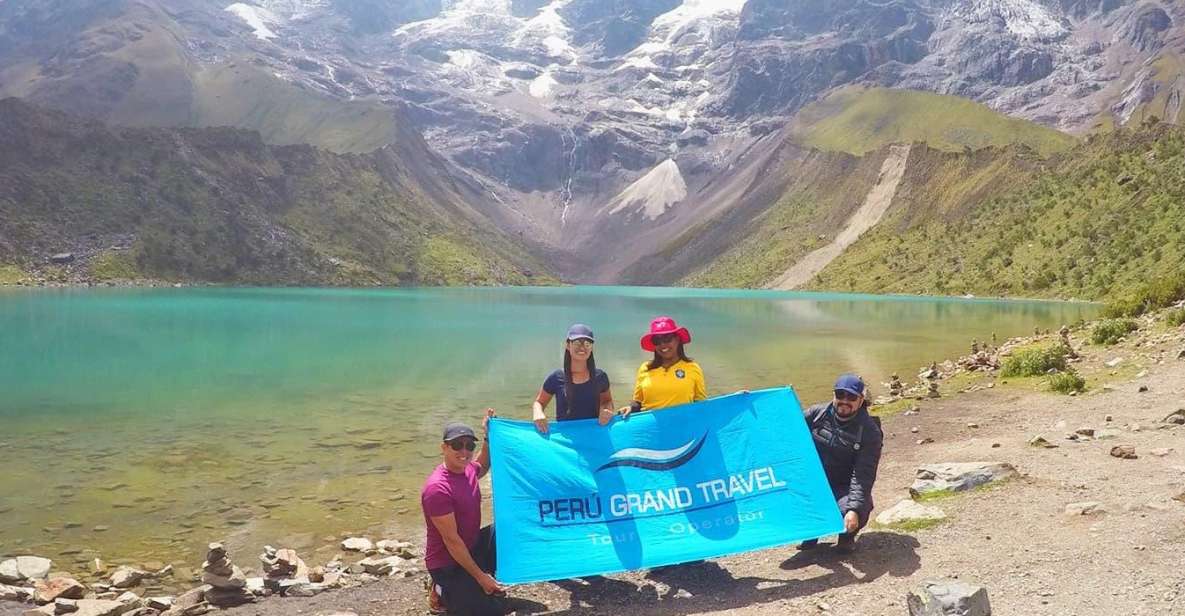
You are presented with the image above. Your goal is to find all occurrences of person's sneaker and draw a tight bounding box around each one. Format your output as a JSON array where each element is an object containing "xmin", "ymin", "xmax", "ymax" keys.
[
  {"xmin": 797, "ymin": 539, "xmax": 819, "ymax": 551},
  {"xmin": 428, "ymin": 583, "xmax": 446, "ymax": 614},
  {"xmin": 834, "ymin": 535, "xmax": 857, "ymax": 554}
]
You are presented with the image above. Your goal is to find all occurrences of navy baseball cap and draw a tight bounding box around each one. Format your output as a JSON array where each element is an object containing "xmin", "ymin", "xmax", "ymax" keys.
[
  {"xmin": 834, "ymin": 373, "xmax": 865, "ymax": 396},
  {"xmin": 442, "ymin": 422, "xmax": 477, "ymax": 442},
  {"xmin": 566, "ymin": 324, "xmax": 595, "ymax": 341}
]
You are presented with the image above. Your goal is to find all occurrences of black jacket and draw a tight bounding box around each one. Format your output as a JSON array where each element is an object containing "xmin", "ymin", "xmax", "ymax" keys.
[{"xmin": 803, "ymin": 401, "xmax": 883, "ymax": 516}]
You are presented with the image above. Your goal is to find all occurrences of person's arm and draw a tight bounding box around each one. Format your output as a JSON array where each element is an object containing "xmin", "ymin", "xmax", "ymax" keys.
[
  {"xmin": 428, "ymin": 513, "xmax": 503, "ymax": 595},
  {"xmin": 476, "ymin": 408, "xmax": 494, "ymax": 478},
  {"xmin": 692, "ymin": 364, "xmax": 707, "ymax": 402},
  {"xmin": 532, "ymin": 389, "xmax": 552, "ymax": 434},
  {"xmin": 845, "ymin": 421, "xmax": 883, "ymax": 528},
  {"xmin": 620, "ymin": 365, "xmax": 645, "ymax": 418},
  {"xmin": 597, "ymin": 377, "xmax": 614, "ymax": 426}
]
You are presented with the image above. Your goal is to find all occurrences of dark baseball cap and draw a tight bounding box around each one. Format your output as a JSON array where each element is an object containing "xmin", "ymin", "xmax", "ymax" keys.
[
  {"xmin": 442, "ymin": 422, "xmax": 477, "ymax": 442},
  {"xmin": 566, "ymin": 323, "xmax": 594, "ymax": 341},
  {"xmin": 834, "ymin": 373, "xmax": 865, "ymax": 396}
]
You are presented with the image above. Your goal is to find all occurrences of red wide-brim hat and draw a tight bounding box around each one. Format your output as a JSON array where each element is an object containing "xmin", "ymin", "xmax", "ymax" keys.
[{"xmin": 640, "ymin": 316, "xmax": 692, "ymax": 351}]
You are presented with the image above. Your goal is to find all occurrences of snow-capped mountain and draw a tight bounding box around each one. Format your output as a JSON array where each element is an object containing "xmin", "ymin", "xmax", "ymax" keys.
[{"xmin": 1, "ymin": 0, "xmax": 1182, "ymax": 281}]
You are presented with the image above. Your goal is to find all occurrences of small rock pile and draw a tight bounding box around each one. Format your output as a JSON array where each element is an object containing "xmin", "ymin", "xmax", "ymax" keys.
[
  {"xmin": 260, "ymin": 546, "xmax": 307, "ymax": 580},
  {"xmin": 201, "ymin": 543, "xmax": 253, "ymax": 607}
]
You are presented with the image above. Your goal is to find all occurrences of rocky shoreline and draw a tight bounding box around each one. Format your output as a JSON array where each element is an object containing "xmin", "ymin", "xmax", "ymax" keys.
[
  {"xmin": 1, "ymin": 535, "xmax": 422, "ymax": 616},
  {"xmin": 3, "ymin": 306, "xmax": 1183, "ymax": 616}
]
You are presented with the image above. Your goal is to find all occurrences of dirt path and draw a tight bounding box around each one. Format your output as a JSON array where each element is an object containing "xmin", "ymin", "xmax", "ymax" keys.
[{"xmin": 768, "ymin": 144, "xmax": 911, "ymax": 290}]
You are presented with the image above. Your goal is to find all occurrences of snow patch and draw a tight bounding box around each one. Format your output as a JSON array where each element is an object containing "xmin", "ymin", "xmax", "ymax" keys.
[
  {"xmin": 950, "ymin": 0, "xmax": 1068, "ymax": 42},
  {"xmin": 225, "ymin": 3, "xmax": 280, "ymax": 40},
  {"xmin": 609, "ymin": 159, "xmax": 688, "ymax": 220},
  {"xmin": 529, "ymin": 71, "xmax": 559, "ymax": 98}
]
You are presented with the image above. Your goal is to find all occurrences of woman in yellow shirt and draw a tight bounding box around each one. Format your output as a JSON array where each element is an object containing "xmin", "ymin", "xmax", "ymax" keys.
[{"xmin": 621, "ymin": 316, "xmax": 706, "ymax": 416}]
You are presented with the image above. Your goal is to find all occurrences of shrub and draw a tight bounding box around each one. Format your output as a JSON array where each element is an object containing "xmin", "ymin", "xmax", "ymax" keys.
[
  {"xmin": 1090, "ymin": 318, "xmax": 1138, "ymax": 345},
  {"xmin": 1000, "ymin": 343, "xmax": 1069, "ymax": 377},
  {"xmin": 1047, "ymin": 370, "xmax": 1086, "ymax": 394},
  {"xmin": 1166, "ymin": 308, "xmax": 1185, "ymax": 328},
  {"xmin": 1104, "ymin": 271, "xmax": 1185, "ymax": 317}
]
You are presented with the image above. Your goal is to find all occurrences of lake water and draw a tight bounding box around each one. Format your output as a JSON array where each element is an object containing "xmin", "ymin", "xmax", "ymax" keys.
[{"xmin": 0, "ymin": 286, "xmax": 1096, "ymax": 578}]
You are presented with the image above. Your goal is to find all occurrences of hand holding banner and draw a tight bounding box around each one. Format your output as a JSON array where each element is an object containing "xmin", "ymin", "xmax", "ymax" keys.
[{"xmin": 488, "ymin": 387, "xmax": 843, "ymax": 584}]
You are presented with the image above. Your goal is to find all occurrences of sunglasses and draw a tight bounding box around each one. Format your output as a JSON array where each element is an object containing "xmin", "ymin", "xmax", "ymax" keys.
[
  {"xmin": 834, "ymin": 390, "xmax": 861, "ymax": 402},
  {"xmin": 651, "ymin": 334, "xmax": 678, "ymax": 345},
  {"xmin": 568, "ymin": 339, "xmax": 594, "ymax": 349},
  {"xmin": 446, "ymin": 439, "xmax": 477, "ymax": 452}
]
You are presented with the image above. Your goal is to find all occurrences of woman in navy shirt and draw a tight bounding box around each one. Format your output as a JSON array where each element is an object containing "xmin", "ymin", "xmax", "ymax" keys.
[{"xmin": 531, "ymin": 324, "xmax": 613, "ymax": 433}]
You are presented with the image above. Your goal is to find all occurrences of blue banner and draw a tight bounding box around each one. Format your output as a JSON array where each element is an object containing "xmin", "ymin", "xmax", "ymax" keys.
[{"xmin": 488, "ymin": 387, "xmax": 843, "ymax": 584}]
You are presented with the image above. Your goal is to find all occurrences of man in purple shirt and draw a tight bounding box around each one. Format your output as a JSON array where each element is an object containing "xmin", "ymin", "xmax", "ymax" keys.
[{"xmin": 422, "ymin": 411, "xmax": 504, "ymax": 615}]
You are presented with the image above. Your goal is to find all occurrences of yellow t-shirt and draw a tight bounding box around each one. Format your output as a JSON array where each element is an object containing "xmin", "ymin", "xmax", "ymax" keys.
[{"xmin": 632, "ymin": 360, "xmax": 707, "ymax": 411}]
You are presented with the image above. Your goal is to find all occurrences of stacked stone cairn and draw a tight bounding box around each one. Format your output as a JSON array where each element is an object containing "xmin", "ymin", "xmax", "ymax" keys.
[
  {"xmin": 201, "ymin": 543, "xmax": 254, "ymax": 607},
  {"xmin": 889, "ymin": 374, "xmax": 904, "ymax": 397}
]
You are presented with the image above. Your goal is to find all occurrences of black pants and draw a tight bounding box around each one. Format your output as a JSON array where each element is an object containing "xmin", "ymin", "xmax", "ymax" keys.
[{"xmin": 428, "ymin": 525, "xmax": 502, "ymax": 616}]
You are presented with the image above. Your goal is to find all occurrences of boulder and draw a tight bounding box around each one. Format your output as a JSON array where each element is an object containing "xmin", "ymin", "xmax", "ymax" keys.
[
  {"xmin": 340, "ymin": 538, "xmax": 373, "ymax": 553},
  {"xmin": 1028, "ymin": 436, "xmax": 1057, "ymax": 448},
  {"xmin": 907, "ymin": 579, "xmax": 992, "ymax": 615},
  {"xmin": 0, "ymin": 557, "xmax": 53, "ymax": 584},
  {"xmin": 353, "ymin": 556, "xmax": 404, "ymax": 576},
  {"xmin": 275, "ymin": 579, "xmax": 327, "ymax": 597},
  {"xmin": 1163, "ymin": 410, "xmax": 1185, "ymax": 425},
  {"xmin": 53, "ymin": 598, "xmax": 78, "ymax": 615},
  {"xmin": 46, "ymin": 599, "xmax": 136, "ymax": 616},
  {"xmin": 1064, "ymin": 501, "xmax": 1106, "ymax": 516},
  {"xmin": 1, "ymin": 583, "xmax": 34, "ymax": 602},
  {"xmin": 1110, "ymin": 445, "xmax": 1138, "ymax": 459},
  {"xmin": 108, "ymin": 568, "xmax": 149, "ymax": 589},
  {"xmin": 49, "ymin": 253, "xmax": 75, "ymax": 265},
  {"xmin": 145, "ymin": 597, "xmax": 172, "ymax": 611},
  {"xmin": 875, "ymin": 500, "xmax": 947, "ymax": 526},
  {"xmin": 33, "ymin": 578, "xmax": 86, "ymax": 603},
  {"xmin": 375, "ymin": 540, "xmax": 415, "ymax": 558},
  {"xmin": 160, "ymin": 587, "xmax": 205, "ymax": 615},
  {"xmin": 910, "ymin": 463, "xmax": 1018, "ymax": 498}
]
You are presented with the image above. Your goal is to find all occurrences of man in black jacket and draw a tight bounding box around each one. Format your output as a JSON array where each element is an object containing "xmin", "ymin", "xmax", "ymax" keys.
[{"xmin": 800, "ymin": 373, "xmax": 883, "ymax": 553}]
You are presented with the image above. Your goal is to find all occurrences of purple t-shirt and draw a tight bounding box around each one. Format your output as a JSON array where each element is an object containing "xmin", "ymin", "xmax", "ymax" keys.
[{"xmin": 421, "ymin": 461, "xmax": 483, "ymax": 570}]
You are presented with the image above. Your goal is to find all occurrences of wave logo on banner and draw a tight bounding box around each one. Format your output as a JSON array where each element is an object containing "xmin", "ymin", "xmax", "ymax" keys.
[
  {"xmin": 488, "ymin": 387, "xmax": 844, "ymax": 584},
  {"xmin": 596, "ymin": 435, "xmax": 706, "ymax": 471}
]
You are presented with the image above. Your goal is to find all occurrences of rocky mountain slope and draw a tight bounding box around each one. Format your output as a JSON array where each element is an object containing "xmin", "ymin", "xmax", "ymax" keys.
[
  {"xmin": 0, "ymin": 98, "xmax": 551, "ymax": 286},
  {"xmin": 1, "ymin": 0, "xmax": 1183, "ymax": 288}
]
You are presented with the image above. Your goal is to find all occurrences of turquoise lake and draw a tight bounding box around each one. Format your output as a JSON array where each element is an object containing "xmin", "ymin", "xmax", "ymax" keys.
[{"xmin": 0, "ymin": 286, "xmax": 1097, "ymax": 578}]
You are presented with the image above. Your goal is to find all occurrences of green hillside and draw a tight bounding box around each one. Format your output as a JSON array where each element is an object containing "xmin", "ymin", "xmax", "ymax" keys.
[
  {"xmin": 0, "ymin": 99, "xmax": 553, "ymax": 287},
  {"xmin": 790, "ymin": 86, "xmax": 1079, "ymax": 157},
  {"xmin": 810, "ymin": 120, "xmax": 1185, "ymax": 300}
]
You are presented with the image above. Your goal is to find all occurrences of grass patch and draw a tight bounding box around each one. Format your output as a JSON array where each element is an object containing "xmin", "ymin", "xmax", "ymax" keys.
[
  {"xmin": 789, "ymin": 86, "xmax": 1078, "ymax": 156},
  {"xmin": 0, "ymin": 264, "xmax": 28, "ymax": 285},
  {"xmin": 90, "ymin": 251, "xmax": 140, "ymax": 281},
  {"xmin": 870, "ymin": 398, "xmax": 916, "ymax": 418},
  {"xmin": 912, "ymin": 488, "xmax": 959, "ymax": 503},
  {"xmin": 1000, "ymin": 343, "xmax": 1070, "ymax": 377},
  {"xmin": 913, "ymin": 476, "xmax": 1015, "ymax": 503},
  {"xmin": 1165, "ymin": 308, "xmax": 1185, "ymax": 327},
  {"xmin": 1090, "ymin": 318, "xmax": 1138, "ymax": 345},
  {"xmin": 1047, "ymin": 369, "xmax": 1086, "ymax": 394},
  {"xmin": 877, "ymin": 517, "xmax": 949, "ymax": 533},
  {"xmin": 1103, "ymin": 270, "xmax": 1185, "ymax": 317}
]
